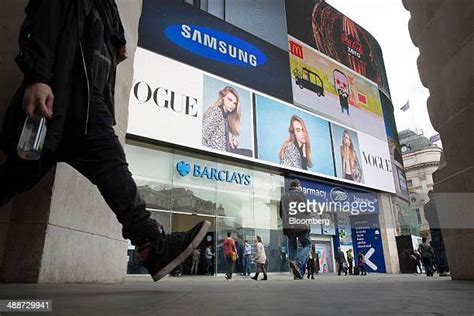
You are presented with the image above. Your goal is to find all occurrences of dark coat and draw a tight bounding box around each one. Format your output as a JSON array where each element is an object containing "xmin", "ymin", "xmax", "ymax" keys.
[
  {"xmin": 0, "ymin": 0, "xmax": 125, "ymax": 153},
  {"xmin": 279, "ymin": 186, "xmax": 309, "ymax": 235}
]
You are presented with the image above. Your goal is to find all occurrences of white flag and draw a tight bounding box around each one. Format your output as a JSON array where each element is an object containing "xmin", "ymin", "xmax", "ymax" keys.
[{"xmin": 400, "ymin": 100, "xmax": 410, "ymax": 112}]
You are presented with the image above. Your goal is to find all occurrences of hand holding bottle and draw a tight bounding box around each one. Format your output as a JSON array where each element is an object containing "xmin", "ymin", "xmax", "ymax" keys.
[{"xmin": 23, "ymin": 82, "xmax": 54, "ymax": 119}]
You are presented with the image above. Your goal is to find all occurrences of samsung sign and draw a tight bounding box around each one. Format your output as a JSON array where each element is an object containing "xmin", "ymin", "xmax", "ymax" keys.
[
  {"xmin": 165, "ymin": 24, "xmax": 267, "ymax": 67},
  {"xmin": 176, "ymin": 161, "xmax": 252, "ymax": 186}
]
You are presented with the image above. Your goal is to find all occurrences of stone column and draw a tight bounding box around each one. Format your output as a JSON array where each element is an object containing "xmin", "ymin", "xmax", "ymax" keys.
[
  {"xmin": 378, "ymin": 193, "xmax": 401, "ymax": 274},
  {"xmin": 0, "ymin": 0, "xmax": 143, "ymax": 283},
  {"xmin": 403, "ymin": 0, "xmax": 474, "ymax": 280}
]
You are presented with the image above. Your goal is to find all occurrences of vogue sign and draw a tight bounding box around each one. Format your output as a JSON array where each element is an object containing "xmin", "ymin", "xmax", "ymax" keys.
[
  {"xmin": 165, "ymin": 24, "xmax": 267, "ymax": 67},
  {"xmin": 132, "ymin": 81, "xmax": 199, "ymax": 117}
]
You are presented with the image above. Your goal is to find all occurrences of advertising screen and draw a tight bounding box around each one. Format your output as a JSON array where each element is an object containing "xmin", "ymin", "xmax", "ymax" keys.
[
  {"xmin": 285, "ymin": 0, "xmax": 391, "ymax": 96},
  {"xmin": 254, "ymin": 94, "xmax": 335, "ymax": 177},
  {"xmin": 128, "ymin": 49, "xmax": 255, "ymax": 159},
  {"xmin": 128, "ymin": 0, "xmax": 397, "ymax": 193},
  {"xmin": 138, "ymin": 0, "xmax": 293, "ymax": 103},
  {"xmin": 380, "ymin": 92, "xmax": 410, "ymax": 200},
  {"xmin": 289, "ymin": 36, "xmax": 387, "ymax": 141}
]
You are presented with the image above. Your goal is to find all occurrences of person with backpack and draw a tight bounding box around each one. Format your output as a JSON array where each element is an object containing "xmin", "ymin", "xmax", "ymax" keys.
[{"xmin": 418, "ymin": 237, "xmax": 435, "ymax": 277}]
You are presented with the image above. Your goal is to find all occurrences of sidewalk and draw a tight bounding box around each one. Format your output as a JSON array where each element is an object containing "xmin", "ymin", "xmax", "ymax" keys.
[{"xmin": 1, "ymin": 273, "xmax": 473, "ymax": 315}]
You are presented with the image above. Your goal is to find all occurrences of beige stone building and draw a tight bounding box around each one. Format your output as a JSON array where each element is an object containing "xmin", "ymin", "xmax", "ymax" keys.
[{"xmin": 399, "ymin": 129, "xmax": 442, "ymax": 237}]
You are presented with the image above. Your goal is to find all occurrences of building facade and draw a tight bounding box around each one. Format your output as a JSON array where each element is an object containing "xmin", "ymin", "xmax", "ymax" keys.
[
  {"xmin": 399, "ymin": 129, "xmax": 442, "ymax": 238},
  {"xmin": 0, "ymin": 0, "xmax": 408, "ymax": 282}
]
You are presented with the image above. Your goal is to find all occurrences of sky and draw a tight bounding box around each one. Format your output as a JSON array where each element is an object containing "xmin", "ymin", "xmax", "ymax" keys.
[{"xmin": 326, "ymin": 0, "xmax": 439, "ymax": 142}]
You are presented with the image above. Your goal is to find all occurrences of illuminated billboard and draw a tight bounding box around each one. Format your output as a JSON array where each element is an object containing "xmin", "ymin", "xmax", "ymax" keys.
[
  {"xmin": 138, "ymin": 0, "xmax": 293, "ymax": 103},
  {"xmin": 127, "ymin": 0, "xmax": 397, "ymax": 193},
  {"xmin": 285, "ymin": 0, "xmax": 391, "ymax": 96},
  {"xmin": 289, "ymin": 36, "xmax": 386, "ymax": 141}
]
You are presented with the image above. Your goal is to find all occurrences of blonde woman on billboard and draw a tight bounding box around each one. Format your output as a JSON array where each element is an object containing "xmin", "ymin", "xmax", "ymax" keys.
[
  {"xmin": 340, "ymin": 129, "xmax": 362, "ymax": 182},
  {"xmin": 202, "ymin": 86, "xmax": 241, "ymax": 152},
  {"xmin": 279, "ymin": 115, "xmax": 313, "ymax": 170}
]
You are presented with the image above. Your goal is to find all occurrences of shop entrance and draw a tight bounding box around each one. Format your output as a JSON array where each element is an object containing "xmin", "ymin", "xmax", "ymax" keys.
[
  {"xmin": 171, "ymin": 213, "xmax": 217, "ymax": 276},
  {"xmin": 311, "ymin": 236, "xmax": 335, "ymax": 273}
]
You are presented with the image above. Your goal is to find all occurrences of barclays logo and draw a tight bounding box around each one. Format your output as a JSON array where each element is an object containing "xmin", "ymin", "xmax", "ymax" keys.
[
  {"xmin": 175, "ymin": 161, "xmax": 251, "ymax": 186},
  {"xmin": 176, "ymin": 161, "xmax": 191, "ymax": 177},
  {"xmin": 330, "ymin": 187, "xmax": 348, "ymax": 203},
  {"xmin": 165, "ymin": 24, "xmax": 267, "ymax": 67}
]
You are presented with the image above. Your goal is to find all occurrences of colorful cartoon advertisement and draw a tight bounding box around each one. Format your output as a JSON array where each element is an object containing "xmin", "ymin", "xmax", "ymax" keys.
[
  {"xmin": 285, "ymin": 0, "xmax": 391, "ymax": 96},
  {"xmin": 289, "ymin": 36, "xmax": 387, "ymax": 141}
]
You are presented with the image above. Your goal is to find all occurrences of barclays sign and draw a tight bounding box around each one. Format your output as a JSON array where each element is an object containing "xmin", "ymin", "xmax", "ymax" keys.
[
  {"xmin": 176, "ymin": 161, "xmax": 252, "ymax": 186},
  {"xmin": 165, "ymin": 24, "xmax": 267, "ymax": 67}
]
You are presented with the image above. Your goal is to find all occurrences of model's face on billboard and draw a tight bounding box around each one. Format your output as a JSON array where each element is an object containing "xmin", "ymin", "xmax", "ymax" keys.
[
  {"xmin": 223, "ymin": 91, "xmax": 238, "ymax": 113},
  {"xmin": 343, "ymin": 133, "xmax": 351, "ymax": 147},
  {"xmin": 293, "ymin": 120, "xmax": 307, "ymax": 145}
]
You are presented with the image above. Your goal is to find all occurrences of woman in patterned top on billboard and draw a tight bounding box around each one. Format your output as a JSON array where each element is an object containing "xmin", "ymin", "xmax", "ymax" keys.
[
  {"xmin": 202, "ymin": 86, "xmax": 241, "ymax": 152},
  {"xmin": 279, "ymin": 115, "xmax": 313, "ymax": 170},
  {"xmin": 340, "ymin": 129, "xmax": 362, "ymax": 182}
]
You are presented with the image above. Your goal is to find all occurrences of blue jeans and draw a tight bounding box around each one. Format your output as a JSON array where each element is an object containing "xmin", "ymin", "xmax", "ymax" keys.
[
  {"xmin": 287, "ymin": 230, "xmax": 311, "ymax": 273},
  {"xmin": 243, "ymin": 254, "xmax": 251, "ymax": 275}
]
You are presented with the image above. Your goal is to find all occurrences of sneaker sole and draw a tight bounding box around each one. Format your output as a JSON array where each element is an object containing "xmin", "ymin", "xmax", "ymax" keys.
[
  {"xmin": 152, "ymin": 221, "xmax": 211, "ymax": 282},
  {"xmin": 289, "ymin": 261, "xmax": 302, "ymax": 279}
]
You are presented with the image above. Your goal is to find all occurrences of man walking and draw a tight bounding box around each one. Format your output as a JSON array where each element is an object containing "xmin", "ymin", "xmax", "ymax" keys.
[
  {"xmin": 418, "ymin": 237, "xmax": 435, "ymax": 277},
  {"xmin": 336, "ymin": 247, "xmax": 347, "ymax": 276},
  {"xmin": 223, "ymin": 232, "xmax": 237, "ymax": 280},
  {"xmin": 0, "ymin": 0, "xmax": 209, "ymax": 282},
  {"xmin": 424, "ymin": 191, "xmax": 449, "ymax": 276},
  {"xmin": 279, "ymin": 179, "xmax": 311, "ymax": 280}
]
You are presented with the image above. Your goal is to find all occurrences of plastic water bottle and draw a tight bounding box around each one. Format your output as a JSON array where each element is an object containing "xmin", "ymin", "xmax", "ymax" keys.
[{"xmin": 17, "ymin": 114, "xmax": 47, "ymax": 160}]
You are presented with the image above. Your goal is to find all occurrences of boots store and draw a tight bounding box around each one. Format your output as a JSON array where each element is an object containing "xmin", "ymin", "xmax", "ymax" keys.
[{"xmin": 125, "ymin": 0, "xmax": 402, "ymax": 275}]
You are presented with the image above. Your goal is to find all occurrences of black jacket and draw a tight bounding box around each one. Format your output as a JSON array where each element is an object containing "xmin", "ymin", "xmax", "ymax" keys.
[
  {"xmin": 279, "ymin": 186, "xmax": 309, "ymax": 235},
  {"xmin": 0, "ymin": 0, "xmax": 126, "ymax": 153}
]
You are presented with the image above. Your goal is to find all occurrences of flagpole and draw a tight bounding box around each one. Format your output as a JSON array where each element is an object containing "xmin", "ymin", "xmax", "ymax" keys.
[
  {"xmin": 400, "ymin": 100, "xmax": 417, "ymax": 132},
  {"xmin": 409, "ymin": 107, "xmax": 416, "ymax": 132}
]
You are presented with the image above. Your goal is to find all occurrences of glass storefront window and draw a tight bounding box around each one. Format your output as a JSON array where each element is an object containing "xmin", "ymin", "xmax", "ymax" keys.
[{"xmin": 125, "ymin": 142, "xmax": 286, "ymax": 275}]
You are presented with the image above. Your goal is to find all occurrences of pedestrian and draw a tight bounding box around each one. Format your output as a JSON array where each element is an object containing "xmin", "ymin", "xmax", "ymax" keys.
[
  {"xmin": 251, "ymin": 235, "xmax": 268, "ymax": 281},
  {"xmin": 418, "ymin": 237, "xmax": 435, "ymax": 277},
  {"xmin": 336, "ymin": 247, "xmax": 348, "ymax": 276},
  {"xmin": 0, "ymin": 0, "xmax": 210, "ymax": 283},
  {"xmin": 279, "ymin": 179, "xmax": 311, "ymax": 280},
  {"xmin": 346, "ymin": 249, "xmax": 354, "ymax": 275},
  {"xmin": 410, "ymin": 250, "xmax": 423, "ymax": 274},
  {"xmin": 358, "ymin": 251, "xmax": 367, "ymax": 276},
  {"xmin": 314, "ymin": 252, "xmax": 320, "ymax": 275},
  {"xmin": 424, "ymin": 191, "xmax": 449, "ymax": 276},
  {"xmin": 191, "ymin": 248, "xmax": 201, "ymax": 275},
  {"xmin": 223, "ymin": 232, "xmax": 237, "ymax": 280},
  {"xmin": 307, "ymin": 244, "xmax": 317, "ymax": 279},
  {"xmin": 205, "ymin": 245, "xmax": 214, "ymax": 275},
  {"xmin": 242, "ymin": 239, "xmax": 252, "ymax": 276}
]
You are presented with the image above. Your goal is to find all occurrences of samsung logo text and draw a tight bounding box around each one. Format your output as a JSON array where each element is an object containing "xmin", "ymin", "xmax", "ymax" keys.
[{"xmin": 165, "ymin": 24, "xmax": 267, "ymax": 67}]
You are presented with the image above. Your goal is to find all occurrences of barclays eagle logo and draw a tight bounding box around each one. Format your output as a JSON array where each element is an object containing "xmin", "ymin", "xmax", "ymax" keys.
[{"xmin": 176, "ymin": 161, "xmax": 191, "ymax": 177}]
